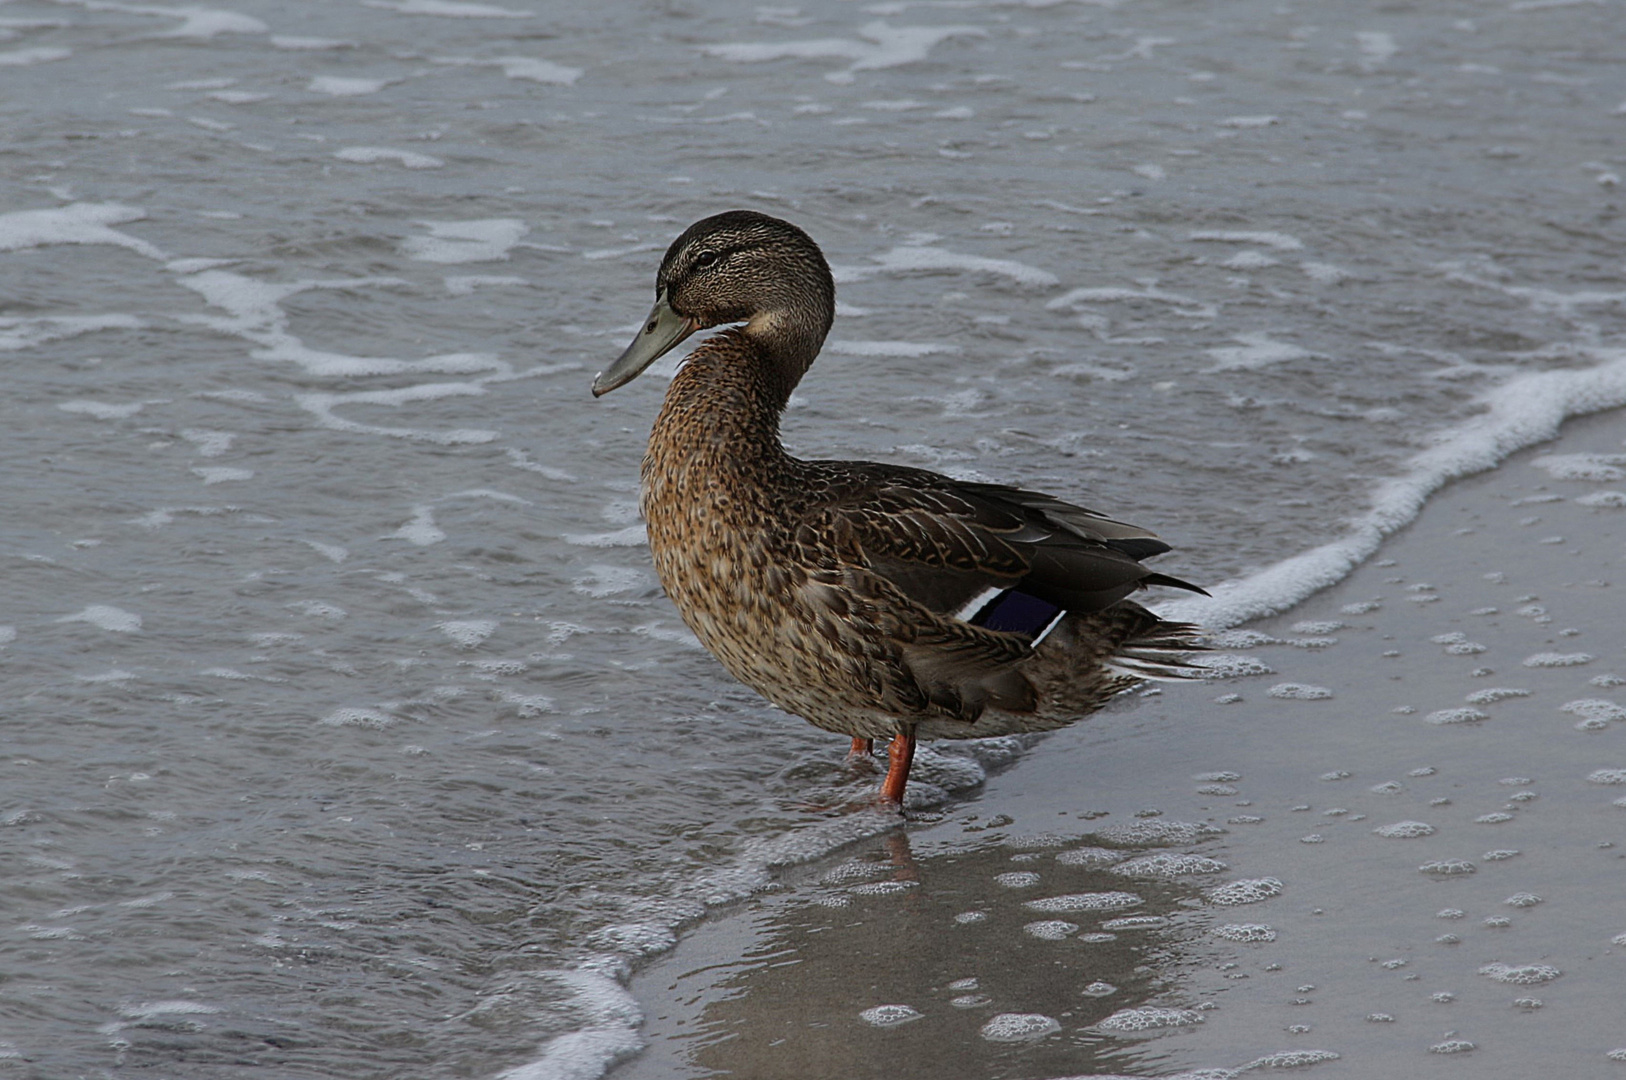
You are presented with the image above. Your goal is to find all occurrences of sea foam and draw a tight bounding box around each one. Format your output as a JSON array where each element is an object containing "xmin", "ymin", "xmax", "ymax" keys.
[{"xmin": 1158, "ymin": 346, "xmax": 1626, "ymax": 628}]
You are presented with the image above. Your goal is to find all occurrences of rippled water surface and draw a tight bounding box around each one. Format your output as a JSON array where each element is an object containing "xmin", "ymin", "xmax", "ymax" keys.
[{"xmin": 2, "ymin": 0, "xmax": 1624, "ymax": 1075}]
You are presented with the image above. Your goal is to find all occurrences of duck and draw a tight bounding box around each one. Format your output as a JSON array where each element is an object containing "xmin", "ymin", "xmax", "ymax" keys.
[{"xmin": 592, "ymin": 210, "xmax": 1206, "ymax": 807}]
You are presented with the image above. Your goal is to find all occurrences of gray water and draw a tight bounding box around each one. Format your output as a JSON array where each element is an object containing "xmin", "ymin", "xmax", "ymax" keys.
[{"xmin": 2, "ymin": 0, "xmax": 1623, "ymax": 1075}]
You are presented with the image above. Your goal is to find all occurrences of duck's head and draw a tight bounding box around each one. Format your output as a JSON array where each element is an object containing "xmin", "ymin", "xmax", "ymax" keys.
[{"xmin": 592, "ymin": 210, "xmax": 836, "ymax": 397}]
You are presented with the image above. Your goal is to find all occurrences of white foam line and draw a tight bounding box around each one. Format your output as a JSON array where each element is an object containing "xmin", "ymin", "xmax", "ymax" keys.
[
  {"xmin": 432, "ymin": 54, "xmax": 582, "ymax": 84},
  {"xmin": 1157, "ymin": 346, "xmax": 1626, "ymax": 629},
  {"xmin": 55, "ymin": 0, "xmax": 265, "ymax": 38},
  {"xmin": 490, "ymin": 808, "xmax": 907, "ymax": 1080},
  {"xmin": 297, "ymin": 387, "xmax": 500, "ymax": 445},
  {"xmin": 363, "ymin": 0, "xmax": 532, "ymax": 17},
  {"xmin": 0, "ymin": 313, "xmax": 142, "ymax": 351},
  {"xmin": 0, "ymin": 203, "xmax": 165, "ymax": 260},
  {"xmin": 334, "ymin": 146, "xmax": 445, "ymax": 169},
  {"xmin": 835, "ymin": 245, "xmax": 1058, "ymax": 288},
  {"xmin": 702, "ymin": 20, "xmax": 984, "ymax": 83}
]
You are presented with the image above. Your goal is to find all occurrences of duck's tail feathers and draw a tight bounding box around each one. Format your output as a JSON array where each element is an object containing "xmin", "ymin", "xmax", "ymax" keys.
[{"xmin": 1105, "ymin": 618, "xmax": 1209, "ymax": 682}]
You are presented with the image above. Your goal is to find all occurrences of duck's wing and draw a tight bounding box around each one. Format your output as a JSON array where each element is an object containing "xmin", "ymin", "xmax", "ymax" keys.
[
  {"xmin": 806, "ymin": 466, "xmax": 1204, "ymax": 632},
  {"xmin": 794, "ymin": 466, "xmax": 1203, "ymax": 721}
]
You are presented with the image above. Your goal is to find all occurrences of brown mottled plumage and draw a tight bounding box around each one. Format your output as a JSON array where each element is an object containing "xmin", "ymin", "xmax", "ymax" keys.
[{"xmin": 593, "ymin": 210, "xmax": 1206, "ymax": 806}]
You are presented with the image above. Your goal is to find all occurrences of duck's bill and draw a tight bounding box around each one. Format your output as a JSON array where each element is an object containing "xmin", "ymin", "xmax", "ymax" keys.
[{"xmin": 592, "ymin": 292, "xmax": 698, "ymax": 397}]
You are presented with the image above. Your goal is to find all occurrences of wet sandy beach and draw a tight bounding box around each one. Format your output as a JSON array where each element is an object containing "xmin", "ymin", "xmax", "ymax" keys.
[{"xmin": 614, "ymin": 407, "xmax": 1626, "ymax": 1079}]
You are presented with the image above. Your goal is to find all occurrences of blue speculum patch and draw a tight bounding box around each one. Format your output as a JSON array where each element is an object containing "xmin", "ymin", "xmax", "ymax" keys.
[{"xmin": 972, "ymin": 590, "xmax": 1063, "ymax": 638}]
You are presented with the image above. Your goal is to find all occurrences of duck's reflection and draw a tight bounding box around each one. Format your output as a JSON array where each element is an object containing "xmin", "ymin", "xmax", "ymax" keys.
[{"xmin": 653, "ymin": 827, "xmax": 1225, "ymax": 1080}]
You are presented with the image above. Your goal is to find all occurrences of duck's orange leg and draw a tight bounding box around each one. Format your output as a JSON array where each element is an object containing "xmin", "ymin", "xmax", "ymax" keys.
[
  {"xmin": 848, "ymin": 737, "xmax": 873, "ymax": 758},
  {"xmin": 878, "ymin": 729, "xmax": 917, "ymax": 807}
]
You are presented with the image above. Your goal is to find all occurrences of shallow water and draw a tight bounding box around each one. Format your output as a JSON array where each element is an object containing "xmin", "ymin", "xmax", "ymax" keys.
[
  {"xmin": 2, "ymin": 0, "xmax": 1624, "ymax": 1076},
  {"xmin": 621, "ymin": 409, "xmax": 1626, "ymax": 1079}
]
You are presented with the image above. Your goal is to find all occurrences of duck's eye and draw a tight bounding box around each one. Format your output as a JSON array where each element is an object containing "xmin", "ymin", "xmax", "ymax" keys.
[{"xmin": 693, "ymin": 250, "xmax": 721, "ymax": 270}]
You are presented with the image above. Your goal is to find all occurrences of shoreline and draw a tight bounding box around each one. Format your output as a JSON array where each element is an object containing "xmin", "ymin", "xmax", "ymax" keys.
[{"xmin": 608, "ymin": 404, "xmax": 1626, "ymax": 1079}]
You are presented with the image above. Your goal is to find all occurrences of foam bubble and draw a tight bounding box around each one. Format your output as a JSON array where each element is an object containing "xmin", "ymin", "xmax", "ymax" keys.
[
  {"xmin": 587, "ymin": 923, "xmax": 675, "ymax": 957},
  {"xmin": 1055, "ymin": 846, "xmax": 1126, "ymax": 868},
  {"xmin": 1101, "ymin": 915, "xmax": 1169, "ymax": 931},
  {"xmin": 1478, "ymin": 962, "xmax": 1561, "ymax": 984},
  {"xmin": 1426, "ymin": 707, "xmax": 1488, "ymax": 725},
  {"xmin": 1193, "ymin": 654, "xmax": 1276, "ymax": 678},
  {"xmin": 1247, "ymin": 1050, "xmax": 1340, "ymax": 1068},
  {"xmin": 1530, "ymin": 452, "xmax": 1626, "ymax": 481},
  {"xmin": 436, "ymin": 620, "xmax": 497, "ymax": 648},
  {"xmin": 1588, "ymin": 769, "xmax": 1626, "ymax": 784},
  {"xmin": 1523, "ymin": 652, "xmax": 1593, "ymax": 667},
  {"xmin": 1268, "ymin": 683, "xmax": 1333, "ymax": 700},
  {"xmin": 859, "ymin": 1004, "xmax": 921, "ymax": 1028},
  {"xmin": 980, "ymin": 1012, "xmax": 1059, "ymax": 1041},
  {"xmin": 1374, "ymin": 821, "xmax": 1435, "ymax": 838},
  {"xmin": 1024, "ymin": 920, "xmax": 1078, "ymax": 939},
  {"xmin": 953, "ymin": 911, "xmax": 987, "ymax": 924},
  {"xmin": 993, "ymin": 871, "xmax": 1041, "ymax": 888},
  {"xmin": 1504, "ymin": 893, "xmax": 1542, "ymax": 907},
  {"xmin": 1092, "ymin": 821, "xmax": 1224, "ymax": 847},
  {"xmin": 1023, "ymin": 892, "xmax": 1142, "ymax": 914},
  {"xmin": 319, "ymin": 707, "xmax": 395, "ymax": 728},
  {"xmin": 1204, "ymin": 629, "xmax": 1279, "ymax": 648},
  {"xmin": 1466, "ymin": 687, "xmax": 1530, "ymax": 704},
  {"xmin": 1429, "ymin": 1040, "xmax": 1475, "ymax": 1054},
  {"xmin": 1212, "ymin": 923, "xmax": 1276, "ymax": 942},
  {"xmin": 1475, "ymin": 813, "xmax": 1514, "ymax": 824},
  {"xmin": 1207, "ymin": 878, "xmax": 1283, "ymax": 906},
  {"xmin": 1563, "ymin": 700, "xmax": 1626, "ymax": 727},
  {"xmin": 1110, "ymin": 853, "xmax": 1227, "ymax": 877},
  {"xmin": 1081, "ymin": 981, "xmax": 1117, "ymax": 997},
  {"xmin": 1096, "ymin": 1006, "xmax": 1204, "ymax": 1033}
]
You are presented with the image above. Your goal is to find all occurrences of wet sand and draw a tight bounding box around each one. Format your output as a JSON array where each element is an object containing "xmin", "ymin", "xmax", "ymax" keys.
[{"xmin": 613, "ymin": 407, "xmax": 1626, "ymax": 1079}]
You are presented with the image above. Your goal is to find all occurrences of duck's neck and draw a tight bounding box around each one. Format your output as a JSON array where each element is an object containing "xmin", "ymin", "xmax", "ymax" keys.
[
  {"xmin": 646, "ymin": 332, "xmax": 787, "ymax": 479},
  {"xmin": 645, "ymin": 318, "xmax": 825, "ymax": 474}
]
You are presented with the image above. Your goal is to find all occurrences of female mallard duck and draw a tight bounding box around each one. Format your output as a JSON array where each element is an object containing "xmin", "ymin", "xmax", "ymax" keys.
[{"xmin": 593, "ymin": 210, "xmax": 1205, "ymax": 807}]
